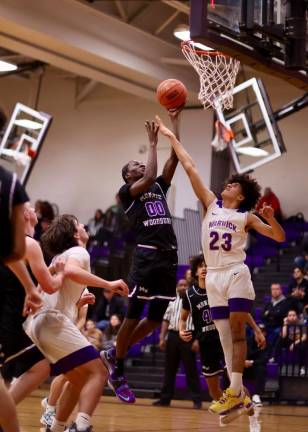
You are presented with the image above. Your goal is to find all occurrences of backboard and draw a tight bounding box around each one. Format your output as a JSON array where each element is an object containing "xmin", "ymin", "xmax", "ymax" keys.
[
  {"xmin": 0, "ymin": 103, "xmax": 52, "ymax": 185},
  {"xmin": 190, "ymin": 0, "xmax": 308, "ymax": 91},
  {"xmin": 214, "ymin": 77, "xmax": 286, "ymax": 173}
]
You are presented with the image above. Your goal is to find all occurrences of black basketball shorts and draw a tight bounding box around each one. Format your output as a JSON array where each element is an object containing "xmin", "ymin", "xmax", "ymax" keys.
[
  {"xmin": 198, "ymin": 336, "xmax": 225, "ymax": 377},
  {"xmin": 128, "ymin": 247, "xmax": 178, "ymax": 300}
]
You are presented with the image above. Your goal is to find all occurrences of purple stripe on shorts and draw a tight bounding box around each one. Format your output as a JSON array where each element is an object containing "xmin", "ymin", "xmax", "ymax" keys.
[
  {"xmin": 210, "ymin": 306, "xmax": 230, "ymax": 320},
  {"xmin": 229, "ymin": 298, "xmax": 253, "ymax": 313},
  {"xmin": 50, "ymin": 345, "xmax": 100, "ymax": 376}
]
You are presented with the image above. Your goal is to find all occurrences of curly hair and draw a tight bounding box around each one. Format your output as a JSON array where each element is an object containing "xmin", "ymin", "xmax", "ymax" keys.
[
  {"xmin": 41, "ymin": 214, "xmax": 78, "ymax": 258},
  {"xmin": 226, "ymin": 173, "xmax": 261, "ymax": 211},
  {"xmin": 190, "ymin": 253, "xmax": 206, "ymax": 281},
  {"xmin": 121, "ymin": 162, "xmax": 130, "ymax": 183}
]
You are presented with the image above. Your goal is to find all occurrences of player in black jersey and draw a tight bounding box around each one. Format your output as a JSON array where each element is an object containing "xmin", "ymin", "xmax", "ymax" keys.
[
  {"xmin": 180, "ymin": 255, "xmax": 265, "ymax": 428},
  {"xmin": 0, "ymin": 202, "xmax": 64, "ymax": 409},
  {"xmin": 102, "ymin": 111, "xmax": 180, "ymax": 403},
  {"xmin": 180, "ymin": 254, "xmax": 225, "ymax": 403},
  {"xmin": 0, "ymin": 167, "xmax": 42, "ymax": 432}
]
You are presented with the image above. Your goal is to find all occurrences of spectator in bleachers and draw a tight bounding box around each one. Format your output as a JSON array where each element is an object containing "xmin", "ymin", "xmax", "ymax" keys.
[
  {"xmin": 102, "ymin": 314, "xmax": 122, "ymax": 350},
  {"xmin": 256, "ymin": 187, "xmax": 282, "ymax": 222},
  {"xmin": 271, "ymin": 310, "xmax": 307, "ymax": 364},
  {"xmin": 288, "ymin": 267, "xmax": 308, "ymax": 313},
  {"xmin": 244, "ymin": 323, "xmax": 269, "ymax": 407},
  {"xmin": 153, "ymin": 279, "xmax": 202, "ymax": 409},
  {"xmin": 87, "ymin": 209, "xmax": 105, "ymax": 243},
  {"xmin": 92, "ymin": 288, "xmax": 127, "ymax": 330},
  {"xmin": 262, "ymin": 283, "xmax": 293, "ymax": 343},
  {"xmin": 34, "ymin": 200, "xmax": 55, "ymax": 240},
  {"xmin": 83, "ymin": 319, "xmax": 103, "ymax": 351},
  {"xmin": 104, "ymin": 193, "xmax": 127, "ymax": 235}
]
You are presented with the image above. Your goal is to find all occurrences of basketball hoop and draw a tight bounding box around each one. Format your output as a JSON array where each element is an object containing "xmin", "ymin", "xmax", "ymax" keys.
[
  {"xmin": 211, "ymin": 120, "xmax": 234, "ymax": 152},
  {"xmin": 181, "ymin": 41, "xmax": 240, "ymax": 110}
]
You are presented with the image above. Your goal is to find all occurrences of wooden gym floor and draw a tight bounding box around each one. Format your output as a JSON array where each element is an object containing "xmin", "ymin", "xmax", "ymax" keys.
[{"xmin": 18, "ymin": 389, "xmax": 308, "ymax": 432}]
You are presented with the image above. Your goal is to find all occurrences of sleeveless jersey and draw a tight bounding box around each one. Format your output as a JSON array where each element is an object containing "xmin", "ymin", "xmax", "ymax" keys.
[
  {"xmin": 119, "ymin": 175, "xmax": 177, "ymax": 249},
  {"xmin": 202, "ymin": 199, "xmax": 248, "ymax": 269},
  {"xmin": 182, "ymin": 285, "xmax": 220, "ymax": 341},
  {"xmin": 40, "ymin": 246, "xmax": 90, "ymax": 323}
]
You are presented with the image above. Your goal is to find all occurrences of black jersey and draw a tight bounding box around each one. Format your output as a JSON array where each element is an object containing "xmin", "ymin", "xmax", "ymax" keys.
[
  {"xmin": 119, "ymin": 175, "xmax": 177, "ymax": 249},
  {"xmin": 0, "ymin": 166, "xmax": 29, "ymax": 261},
  {"xmin": 182, "ymin": 284, "xmax": 220, "ymax": 341}
]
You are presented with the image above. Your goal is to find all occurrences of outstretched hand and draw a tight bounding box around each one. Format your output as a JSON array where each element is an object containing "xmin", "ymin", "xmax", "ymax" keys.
[
  {"xmin": 258, "ymin": 203, "xmax": 274, "ymax": 221},
  {"xmin": 108, "ymin": 279, "xmax": 129, "ymax": 297},
  {"xmin": 145, "ymin": 120, "xmax": 159, "ymax": 146},
  {"xmin": 155, "ymin": 115, "xmax": 174, "ymax": 138},
  {"xmin": 168, "ymin": 106, "xmax": 183, "ymax": 121}
]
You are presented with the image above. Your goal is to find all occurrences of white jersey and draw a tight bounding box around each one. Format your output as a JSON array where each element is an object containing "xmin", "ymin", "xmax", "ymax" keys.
[
  {"xmin": 202, "ymin": 199, "xmax": 248, "ymax": 270},
  {"xmin": 39, "ymin": 246, "xmax": 90, "ymax": 323}
]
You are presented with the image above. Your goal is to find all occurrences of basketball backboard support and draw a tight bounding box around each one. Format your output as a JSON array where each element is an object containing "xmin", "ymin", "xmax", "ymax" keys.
[
  {"xmin": 190, "ymin": 0, "xmax": 308, "ymax": 91},
  {"xmin": 214, "ymin": 77, "xmax": 285, "ymax": 173},
  {"xmin": 0, "ymin": 103, "xmax": 52, "ymax": 185}
]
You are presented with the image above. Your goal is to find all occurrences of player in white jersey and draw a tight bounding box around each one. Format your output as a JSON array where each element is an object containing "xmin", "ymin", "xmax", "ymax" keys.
[
  {"xmin": 156, "ymin": 116, "xmax": 285, "ymax": 419},
  {"xmin": 24, "ymin": 214, "xmax": 128, "ymax": 432}
]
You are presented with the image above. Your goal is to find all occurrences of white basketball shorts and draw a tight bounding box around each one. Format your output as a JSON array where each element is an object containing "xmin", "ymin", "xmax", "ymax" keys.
[
  {"xmin": 24, "ymin": 310, "xmax": 99, "ymax": 375},
  {"xmin": 206, "ymin": 263, "xmax": 255, "ymax": 320}
]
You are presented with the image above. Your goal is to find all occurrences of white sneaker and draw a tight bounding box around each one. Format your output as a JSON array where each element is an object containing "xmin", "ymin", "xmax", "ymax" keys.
[
  {"xmin": 252, "ymin": 394, "xmax": 262, "ymax": 407},
  {"xmin": 249, "ymin": 415, "xmax": 261, "ymax": 432},
  {"xmin": 40, "ymin": 409, "xmax": 56, "ymax": 427}
]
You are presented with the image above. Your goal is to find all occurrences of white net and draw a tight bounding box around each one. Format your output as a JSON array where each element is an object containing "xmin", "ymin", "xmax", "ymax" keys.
[{"xmin": 182, "ymin": 41, "xmax": 240, "ymax": 110}]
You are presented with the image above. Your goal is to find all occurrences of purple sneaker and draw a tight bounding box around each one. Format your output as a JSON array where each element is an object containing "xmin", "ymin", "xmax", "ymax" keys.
[
  {"xmin": 107, "ymin": 373, "xmax": 136, "ymax": 404},
  {"xmin": 100, "ymin": 347, "xmax": 116, "ymax": 375}
]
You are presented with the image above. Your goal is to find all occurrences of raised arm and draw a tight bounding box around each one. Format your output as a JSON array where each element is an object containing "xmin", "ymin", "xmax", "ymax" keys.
[
  {"xmin": 246, "ymin": 204, "xmax": 285, "ymax": 242},
  {"xmin": 161, "ymin": 109, "xmax": 181, "ymax": 184},
  {"xmin": 25, "ymin": 237, "xmax": 64, "ymax": 294},
  {"xmin": 156, "ymin": 115, "xmax": 216, "ymax": 210},
  {"xmin": 64, "ymin": 257, "xmax": 129, "ymax": 296},
  {"xmin": 128, "ymin": 121, "xmax": 158, "ymax": 198}
]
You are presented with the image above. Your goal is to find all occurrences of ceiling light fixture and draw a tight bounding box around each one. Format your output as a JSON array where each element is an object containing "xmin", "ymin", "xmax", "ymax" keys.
[
  {"xmin": 236, "ymin": 147, "xmax": 269, "ymax": 157},
  {"xmin": 0, "ymin": 60, "xmax": 18, "ymax": 72},
  {"xmin": 14, "ymin": 119, "xmax": 42, "ymax": 130},
  {"xmin": 173, "ymin": 24, "xmax": 213, "ymax": 51}
]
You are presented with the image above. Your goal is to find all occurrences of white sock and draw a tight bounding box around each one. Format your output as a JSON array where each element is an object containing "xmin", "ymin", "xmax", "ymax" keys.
[
  {"xmin": 75, "ymin": 412, "xmax": 91, "ymax": 431},
  {"xmin": 213, "ymin": 319, "xmax": 233, "ymax": 379},
  {"xmin": 230, "ymin": 372, "xmax": 243, "ymax": 394},
  {"xmin": 50, "ymin": 418, "xmax": 66, "ymax": 432},
  {"xmin": 46, "ymin": 402, "xmax": 56, "ymax": 412}
]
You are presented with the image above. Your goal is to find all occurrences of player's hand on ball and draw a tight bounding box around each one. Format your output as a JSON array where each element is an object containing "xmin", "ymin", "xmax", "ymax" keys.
[
  {"xmin": 109, "ymin": 279, "xmax": 129, "ymax": 296},
  {"xmin": 168, "ymin": 106, "xmax": 183, "ymax": 121},
  {"xmin": 259, "ymin": 203, "xmax": 274, "ymax": 220},
  {"xmin": 145, "ymin": 120, "xmax": 159, "ymax": 146},
  {"xmin": 155, "ymin": 115, "xmax": 173, "ymax": 138},
  {"xmin": 179, "ymin": 329, "xmax": 192, "ymax": 342}
]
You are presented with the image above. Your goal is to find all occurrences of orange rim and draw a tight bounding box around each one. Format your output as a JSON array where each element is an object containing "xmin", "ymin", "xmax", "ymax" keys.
[{"xmin": 181, "ymin": 41, "xmax": 236, "ymax": 59}]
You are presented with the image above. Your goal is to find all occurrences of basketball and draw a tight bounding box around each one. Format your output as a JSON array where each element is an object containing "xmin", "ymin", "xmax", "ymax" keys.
[{"xmin": 156, "ymin": 79, "xmax": 188, "ymax": 110}]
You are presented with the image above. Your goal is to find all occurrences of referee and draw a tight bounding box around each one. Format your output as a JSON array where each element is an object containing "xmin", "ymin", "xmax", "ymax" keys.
[{"xmin": 153, "ymin": 279, "xmax": 202, "ymax": 408}]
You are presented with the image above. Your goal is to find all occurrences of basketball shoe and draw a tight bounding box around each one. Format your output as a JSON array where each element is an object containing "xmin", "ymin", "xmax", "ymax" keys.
[
  {"xmin": 218, "ymin": 390, "xmax": 254, "ymax": 425},
  {"xmin": 100, "ymin": 348, "xmax": 135, "ymax": 404},
  {"xmin": 209, "ymin": 388, "xmax": 244, "ymax": 416},
  {"xmin": 40, "ymin": 409, "xmax": 56, "ymax": 428}
]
